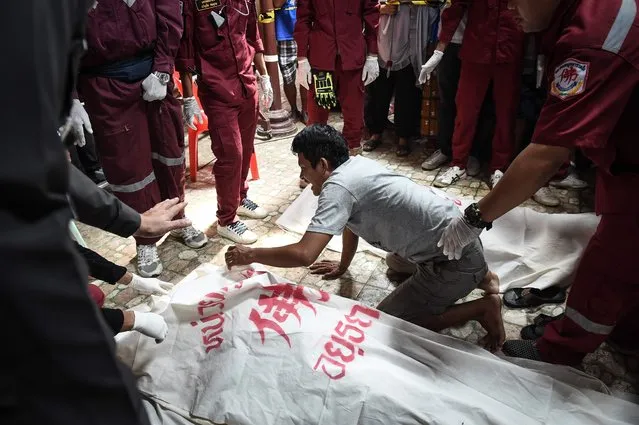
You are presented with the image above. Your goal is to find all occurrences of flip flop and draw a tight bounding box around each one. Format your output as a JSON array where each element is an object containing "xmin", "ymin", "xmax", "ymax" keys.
[
  {"xmin": 395, "ymin": 144, "xmax": 411, "ymax": 157},
  {"xmin": 363, "ymin": 137, "xmax": 383, "ymax": 152},
  {"xmin": 503, "ymin": 287, "xmax": 567, "ymax": 309},
  {"xmin": 520, "ymin": 313, "xmax": 564, "ymax": 340}
]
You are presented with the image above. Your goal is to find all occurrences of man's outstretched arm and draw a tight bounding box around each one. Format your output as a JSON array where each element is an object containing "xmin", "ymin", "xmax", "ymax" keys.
[{"xmin": 226, "ymin": 231, "xmax": 333, "ymax": 268}]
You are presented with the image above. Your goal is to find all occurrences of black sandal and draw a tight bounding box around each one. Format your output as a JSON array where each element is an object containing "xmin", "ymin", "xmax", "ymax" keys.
[
  {"xmin": 520, "ymin": 313, "xmax": 564, "ymax": 340},
  {"xmin": 503, "ymin": 286, "xmax": 567, "ymax": 309},
  {"xmin": 395, "ymin": 143, "xmax": 411, "ymax": 157},
  {"xmin": 363, "ymin": 137, "xmax": 383, "ymax": 152}
]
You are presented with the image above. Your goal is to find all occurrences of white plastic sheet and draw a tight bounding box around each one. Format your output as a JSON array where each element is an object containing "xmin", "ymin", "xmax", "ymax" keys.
[
  {"xmin": 276, "ymin": 186, "xmax": 600, "ymax": 292},
  {"xmin": 116, "ymin": 265, "xmax": 638, "ymax": 425}
]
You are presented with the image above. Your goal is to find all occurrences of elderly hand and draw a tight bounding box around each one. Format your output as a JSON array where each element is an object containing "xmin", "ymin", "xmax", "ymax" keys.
[
  {"xmin": 437, "ymin": 215, "xmax": 483, "ymax": 260},
  {"xmin": 225, "ymin": 245, "xmax": 254, "ymax": 269},
  {"xmin": 418, "ymin": 50, "xmax": 444, "ymax": 84},
  {"xmin": 134, "ymin": 198, "xmax": 191, "ymax": 238},
  {"xmin": 308, "ymin": 260, "xmax": 347, "ymax": 280}
]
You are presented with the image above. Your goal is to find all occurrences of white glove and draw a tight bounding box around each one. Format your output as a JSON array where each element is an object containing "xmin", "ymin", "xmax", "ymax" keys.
[
  {"xmin": 183, "ymin": 96, "xmax": 204, "ymax": 130},
  {"xmin": 296, "ymin": 58, "xmax": 312, "ymax": 90},
  {"xmin": 437, "ymin": 215, "xmax": 483, "ymax": 261},
  {"xmin": 361, "ymin": 55, "xmax": 380, "ymax": 86},
  {"xmin": 132, "ymin": 311, "xmax": 168, "ymax": 342},
  {"xmin": 69, "ymin": 99, "xmax": 93, "ymax": 147},
  {"xmin": 142, "ymin": 72, "xmax": 168, "ymax": 102},
  {"xmin": 130, "ymin": 274, "xmax": 174, "ymax": 295},
  {"xmin": 258, "ymin": 74, "xmax": 274, "ymax": 111},
  {"xmin": 418, "ymin": 50, "xmax": 444, "ymax": 84}
]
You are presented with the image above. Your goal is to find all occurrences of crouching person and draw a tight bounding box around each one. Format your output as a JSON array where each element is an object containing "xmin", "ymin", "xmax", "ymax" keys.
[{"xmin": 225, "ymin": 124, "xmax": 504, "ymax": 350}]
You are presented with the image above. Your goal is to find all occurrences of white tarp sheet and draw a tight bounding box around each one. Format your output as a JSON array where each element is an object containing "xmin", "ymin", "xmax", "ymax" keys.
[
  {"xmin": 276, "ymin": 186, "xmax": 600, "ymax": 292},
  {"xmin": 116, "ymin": 265, "xmax": 639, "ymax": 425}
]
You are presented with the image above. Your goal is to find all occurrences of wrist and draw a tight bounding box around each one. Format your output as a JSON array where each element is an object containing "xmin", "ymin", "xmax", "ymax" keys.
[
  {"xmin": 463, "ymin": 203, "xmax": 492, "ymax": 230},
  {"xmin": 153, "ymin": 71, "xmax": 170, "ymax": 85}
]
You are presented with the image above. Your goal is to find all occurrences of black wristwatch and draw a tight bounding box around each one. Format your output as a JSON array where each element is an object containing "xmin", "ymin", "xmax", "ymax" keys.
[{"xmin": 463, "ymin": 203, "xmax": 492, "ymax": 230}]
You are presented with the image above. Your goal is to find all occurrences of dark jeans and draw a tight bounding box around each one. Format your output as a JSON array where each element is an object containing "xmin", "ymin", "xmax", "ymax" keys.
[
  {"xmin": 365, "ymin": 65, "xmax": 422, "ymax": 139},
  {"xmin": 75, "ymin": 242, "xmax": 127, "ymax": 284},
  {"xmin": 437, "ymin": 43, "xmax": 495, "ymax": 161}
]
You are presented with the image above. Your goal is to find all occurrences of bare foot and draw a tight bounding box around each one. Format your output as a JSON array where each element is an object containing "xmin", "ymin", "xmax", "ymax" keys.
[
  {"xmin": 478, "ymin": 294, "xmax": 506, "ymax": 352},
  {"xmin": 478, "ymin": 270, "xmax": 500, "ymax": 295}
]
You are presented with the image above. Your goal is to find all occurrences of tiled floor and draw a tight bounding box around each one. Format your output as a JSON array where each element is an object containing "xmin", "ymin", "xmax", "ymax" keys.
[{"xmin": 78, "ymin": 113, "xmax": 638, "ymax": 399}]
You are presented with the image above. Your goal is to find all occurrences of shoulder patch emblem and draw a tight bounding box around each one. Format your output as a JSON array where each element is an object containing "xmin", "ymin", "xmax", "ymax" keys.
[{"xmin": 550, "ymin": 59, "xmax": 589, "ymax": 100}]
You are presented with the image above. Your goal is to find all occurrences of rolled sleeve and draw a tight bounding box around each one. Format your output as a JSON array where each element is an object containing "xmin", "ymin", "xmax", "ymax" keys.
[{"xmin": 306, "ymin": 184, "xmax": 355, "ymax": 236}]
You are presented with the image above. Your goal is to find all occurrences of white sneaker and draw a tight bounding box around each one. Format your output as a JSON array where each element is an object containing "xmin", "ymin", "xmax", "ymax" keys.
[
  {"xmin": 549, "ymin": 172, "xmax": 588, "ymax": 190},
  {"xmin": 490, "ymin": 170, "xmax": 504, "ymax": 189},
  {"xmin": 533, "ymin": 187, "xmax": 560, "ymax": 207},
  {"xmin": 171, "ymin": 225, "xmax": 208, "ymax": 249},
  {"xmin": 137, "ymin": 244, "xmax": 163, "ymax": 278},
  {"xmin": 421, "ymin": 149, "xmax": 449, "ymax": 171},
  {"xmin": 217, "ymin": 221, "xmax": 258, "ymax": 244},
  {"xmin": 237, "ymin": 198, "xmax": 268, "ymax": 219},
  {"xmin": 434, "ymin": 166, "xmax": 465, "ymax": 188},
  {"xmin": 466, "ymin": 156, "xmax": 481, "ymax": 177}
]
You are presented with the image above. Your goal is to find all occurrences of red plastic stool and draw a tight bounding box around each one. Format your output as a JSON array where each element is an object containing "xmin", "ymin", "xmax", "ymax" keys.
[{"xmin": 172, "ymin": 72, "xmax": 260, "ymax": 183}]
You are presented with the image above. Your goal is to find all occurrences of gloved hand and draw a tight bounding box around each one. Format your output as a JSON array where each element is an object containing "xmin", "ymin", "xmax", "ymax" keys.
[
  {"xmin": 361, "ymin": 55, "xmax": 380, "ymax": 86},
  {"xmin": 183, "ymin": 96, "xmax": 204, "ymax": 130},
  {"xmin": 130, "ymin": 274, "xmax": 174, "ymax": 295},
  {"xmin": 69, "ymin": 99, "xmax": 93, "ymax": 147},
  {"xmin": 418, "ymin": 50, "xmax": 444, "ymax": 84},
  {"xmin": 258, "ymin": 74, "xmax": 274, "ymax": 111},
  {"xmin": 142, "ymin": 72, "xmax": 169, "ymax": 102},
  {"xmin": 132, "ymin": 311, "xmax": 168, "ymax": 342},
  {"xmin": 296, "ymin": 57, "xmax": 312, "ymax": 90},
  {"xmin": 437, "ymin": 215, "xmax": 483, "ymax": 260}
]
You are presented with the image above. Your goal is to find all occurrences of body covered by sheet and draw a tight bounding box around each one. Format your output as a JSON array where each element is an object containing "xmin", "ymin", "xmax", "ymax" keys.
[
  {"xmin": 116, "ymin": 265, "xmax": 638, "ymax": 425},
  {"xmin": 276, "ymin": 186, "xmax": 600, "ymax": 292}
]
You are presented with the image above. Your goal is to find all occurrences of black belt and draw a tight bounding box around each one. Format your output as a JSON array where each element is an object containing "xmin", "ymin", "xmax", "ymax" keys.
[{"xmin": 81, "ymin": 47, "xmax": 155, "ymax": 83}]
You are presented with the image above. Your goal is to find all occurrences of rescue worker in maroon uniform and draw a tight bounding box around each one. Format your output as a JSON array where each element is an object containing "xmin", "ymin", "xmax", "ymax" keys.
[
  {"xmin": 420, "ymin": 0, "xmax": 525, "ymax": 189},
  {"xmin": 438, "ymin": 0, "xmax": 639, "ymax": 365},
  {"xmin": 294, "ymin": 0, "xmax": 380, "ymax": 154},
  {"xmin": 73, "ymin": 0, "xmax": 208, "ymax": 277},
  {"xmin": 177, "ymin": 0, "xmax": 274, "ymax": 245}
]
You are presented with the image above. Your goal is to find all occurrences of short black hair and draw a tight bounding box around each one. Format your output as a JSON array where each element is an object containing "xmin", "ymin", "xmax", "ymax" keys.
[{"xmin": 291, "ymin": 124, "xmax": 350, "ymax": 169}]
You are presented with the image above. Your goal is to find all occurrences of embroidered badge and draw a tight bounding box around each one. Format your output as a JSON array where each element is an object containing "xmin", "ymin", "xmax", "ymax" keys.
[{"xmin": 550, "ymin": 59, "xmax": 589, "ymax": 99}]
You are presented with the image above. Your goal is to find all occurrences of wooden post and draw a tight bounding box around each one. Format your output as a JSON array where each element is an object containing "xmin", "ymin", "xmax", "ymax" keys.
[{"xmin": 257, "ymin": 0, "xmax": 297, "ymax": 137}]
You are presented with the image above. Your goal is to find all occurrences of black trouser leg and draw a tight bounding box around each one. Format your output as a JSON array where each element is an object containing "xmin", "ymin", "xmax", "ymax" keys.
[
  {"xmin": 364, "ymin": 68, "xmax": 396, "ymax": 136},
  {"xmin": 77, "ymin": 131, "xmax": 101, "ymax": 174},
  {"xmin": 436, "ymin": 43, "xmax": 461, "ymax": 157},
  {"xmin": 393, "ymin": 66, "xmax": 422, "ymax": 139}
]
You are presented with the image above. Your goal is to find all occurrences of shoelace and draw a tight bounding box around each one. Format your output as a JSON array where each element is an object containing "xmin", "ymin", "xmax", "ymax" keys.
[
  {"xmin": 441, "ymin": 167, "xmax": 462, "ymax": 182},
  {"xmin": 229, "ymin": 221, "xmax": 248, "ymax": 236},
  {"xmin": 138, "ymin": 246, "xmax": 158, "ymax": 265},
  {"xmin": 182, "ymin": 225, "xmax": 200, "ymax": 239},
  {"xmin": 241, "ymin": 198, "xmax": 259, "ymax": 211}
]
